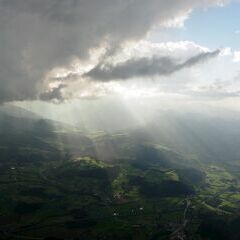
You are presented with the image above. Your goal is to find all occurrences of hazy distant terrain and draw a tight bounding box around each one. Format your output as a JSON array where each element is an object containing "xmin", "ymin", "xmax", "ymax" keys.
[{"xmin": 0, "ymin": 106, "xmax": 240, "ymax": 239}]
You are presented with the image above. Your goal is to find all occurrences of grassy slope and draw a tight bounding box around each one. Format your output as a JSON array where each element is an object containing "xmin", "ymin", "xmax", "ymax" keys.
[{"xmin": 0, "ymin": 128, "xmax": 240, "ymax": 239}]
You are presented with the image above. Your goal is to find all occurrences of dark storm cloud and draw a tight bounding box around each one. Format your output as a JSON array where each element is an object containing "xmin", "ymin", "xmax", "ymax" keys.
[
  {"xmin": 85, "ymin": 50, "xmax": 220, "ymax": 81},
  {"xmin": 0, "ymin": 0, "xmax": 226, "ymax": 102},
  {"xmin": 39, "ymin": 84, "xmax": 66, "ymax": 101}
]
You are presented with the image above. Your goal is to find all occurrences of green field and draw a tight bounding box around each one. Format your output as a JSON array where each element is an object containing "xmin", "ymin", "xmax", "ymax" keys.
[{"xmin": 0, "ymin": 131, "xmax": 240, "ymax": 240}]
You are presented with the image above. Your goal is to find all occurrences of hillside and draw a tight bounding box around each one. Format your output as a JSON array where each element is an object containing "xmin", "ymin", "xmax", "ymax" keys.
[{"xmin": 0, "ymin": 119, "xmax": 240, "ymax": 239}]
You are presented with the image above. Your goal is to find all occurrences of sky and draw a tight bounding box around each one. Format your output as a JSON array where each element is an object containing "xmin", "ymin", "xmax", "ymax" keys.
[
  {"xmin": 1, "ymin": 0, "xmax": 240, "ymax": 118},
  {"xmin": 179, "ymin": 1, "xmax": 240, "ymax": 49},
  {"xmin": 149, "ymin": 3, "xmax": 240, "ymax": 49}
]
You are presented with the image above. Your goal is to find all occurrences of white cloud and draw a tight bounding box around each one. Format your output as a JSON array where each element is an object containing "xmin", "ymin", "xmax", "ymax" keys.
[
  {"xmin": 48, "ymin": 41, "xmax": 221, "ymax": 100},
  {"xmin": 219, "ymin": 47, "xmax": 232, "ymax": 56},
  {"xmin": 233, "ymin": 51, "xmax": 240, "ymax": 62},
  {"xmin": 0, "ymin": 0, "xmax": 228, "ymax": 102},
  {"xmin": 161, "ymin": 11, "xmax": 191, "ymax": 29}
]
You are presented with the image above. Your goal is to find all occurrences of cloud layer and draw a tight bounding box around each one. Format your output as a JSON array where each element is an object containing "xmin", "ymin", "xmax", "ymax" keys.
[
  {"xmin": 85, "ymin": 50, "xmax": 220, "ymax": 81},
  {"xmin": 0, "ymin": 0, "xmax": 227, "ymax": 102}
]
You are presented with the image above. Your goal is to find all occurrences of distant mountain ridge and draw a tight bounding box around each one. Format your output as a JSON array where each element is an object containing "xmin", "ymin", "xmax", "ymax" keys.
[{"xmin": 0, "ymin": 104, "xmax": 40, "ymax": 119}]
